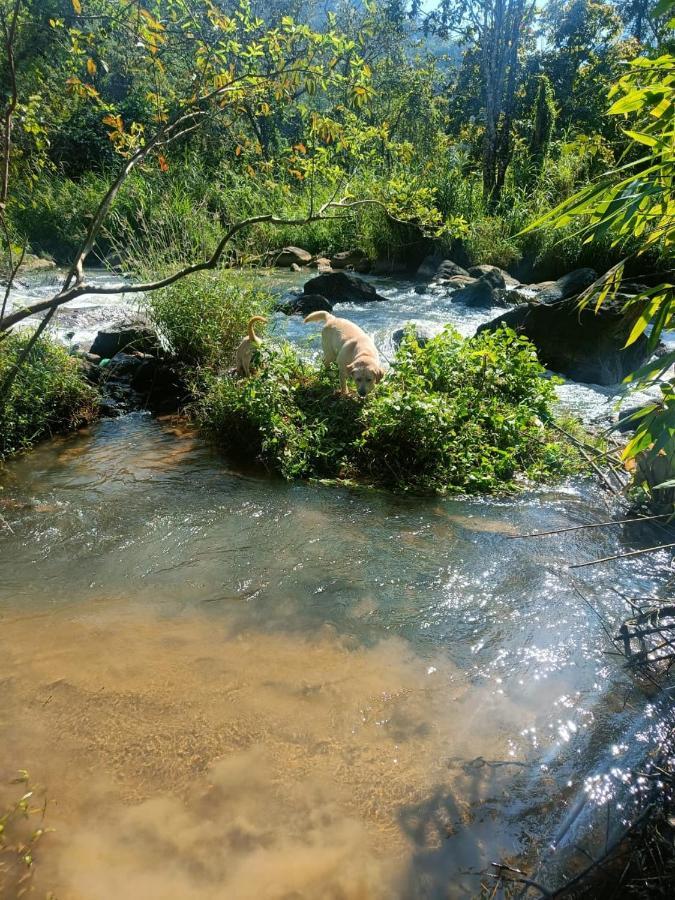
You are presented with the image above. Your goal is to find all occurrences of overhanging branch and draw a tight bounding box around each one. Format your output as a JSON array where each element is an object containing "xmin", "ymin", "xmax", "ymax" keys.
[{"xmin": 0, "ymin": 196, "xmax": 420, "ymax": 332}]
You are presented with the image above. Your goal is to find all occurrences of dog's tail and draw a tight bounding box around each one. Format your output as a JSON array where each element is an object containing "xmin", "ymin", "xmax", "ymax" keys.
[
  {"xmin": 303, "ymin": 311, "xmax": 333, "ymax": 325},
  {"xmin": 247, "ymin": 315, "xmax": 267, "ymax": 342}
]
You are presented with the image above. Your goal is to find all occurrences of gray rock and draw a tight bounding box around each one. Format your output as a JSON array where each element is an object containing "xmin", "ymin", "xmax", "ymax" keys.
[
  {"xmin": 452, "ymin": 275, "xmax": 504, "ymax": 308},
  {"xmin": 616, "ymin": 403, "xmax": 652, "ymax": 433},
  {"xmin": 477, "ymin": 294, "xmax": 651, "ymax": 385},
  {"xmin": 392, "ymin": 323, "xmax": 436, "ymax": 350},
  {"xmin": 535, "ymin": 268, "xmax": 598, "ymax": 304},
  {"xmin": 502, "ymin": 286, "xmax": 540, "ymax": 305},
  {"xmin": 467, "ymin": 265, "xmax": 519, "ymax": 287},
  {"xmin": 417, "ymin": 254, "xmax": 469, "ymax": 280},
  {"xmin": 330, "ymin": 249, "xmax": 370, "ymax": 272},
  {"xmin": 89, "ymin": 320, "xmax": 159, "ymax": 358},
  {"xmin": 270, "ymin": 246, "xmax": 313, "ymax": 267},
  {"xmin": 277, "ymin": 293, "xmax": 333, "ymax": 316},
  {"xmin": 303, "ymin": 271, "xmax": 387, "ymax": 303},
  {"xmin": 98, "ymin": 351, "xmax": 183, "ymax": 414},
  {"xmin": 435, "ymin": 275, "xmax": 476, "ymax": 290}
]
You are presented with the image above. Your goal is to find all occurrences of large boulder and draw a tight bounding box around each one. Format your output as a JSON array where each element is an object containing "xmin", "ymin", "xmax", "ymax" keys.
[
  {"xmin": 303, "ymin": 271, "xmax": 387, "ymax": 303},
  {"xmin": 534, "ymin": 268, "xmax": 597, "ymax": 304},
  {"xmin": 89, "ymin": 320, "xmax": 160, "ymax": 358},
  {"xmin": 417, "ymin": 254, "xmax": 469, "ymax": 281},
  {"xmin": 269, "ymin": 246, "xmax": 313, "ymax": 267},
  {"xmin": 330, "ymin": 249, "xmax": 371, "ymax": 272},
  {"xmin": 477, "ymin": 295, "xmax": 651, "ymax": 385},
  {"xmin": 276, "ymin": 293, "xmax": 333, "ymax": 316},
  {"xmin": 467, "ymin": 265, "xmax": 519, "ymax": 288},
  {"xmin": 437, "ymin": 275, "xmax": 476, "ymax": 291}
]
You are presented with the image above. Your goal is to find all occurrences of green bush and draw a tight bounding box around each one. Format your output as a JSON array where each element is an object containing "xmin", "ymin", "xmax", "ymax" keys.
[
  {"xmin": 144, "ymin": 271, "xmax": 273, "ymax": 371},
  {"xmin": 197, "ymin": 326, "xmax": 580, "ymax": 493},
  {"xmin": 0, "ymin": 334, "xmax": 99, "ymax": 460}
]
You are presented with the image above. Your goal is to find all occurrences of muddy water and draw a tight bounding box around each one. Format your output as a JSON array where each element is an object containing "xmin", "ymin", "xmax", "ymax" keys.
[{"xmin": 0, "ymin": 413, "xmax": 673, "ymax": 898}]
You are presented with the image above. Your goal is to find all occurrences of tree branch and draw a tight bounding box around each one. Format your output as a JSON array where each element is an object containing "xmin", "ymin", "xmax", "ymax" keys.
[{"xmin": 0, "ymin": 196, "xmax": 423, "ymax": 332}]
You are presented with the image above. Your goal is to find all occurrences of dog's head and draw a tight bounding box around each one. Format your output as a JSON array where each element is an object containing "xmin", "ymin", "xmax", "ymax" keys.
[{"xmin": 348, "ymin": 362, "xmax": 384, "ymax": 397}]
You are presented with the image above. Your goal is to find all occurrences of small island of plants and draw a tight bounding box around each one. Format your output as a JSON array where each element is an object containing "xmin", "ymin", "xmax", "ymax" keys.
[{"xmin": 196, "ymin": 325, "xmax": 581, "ymax": 494}]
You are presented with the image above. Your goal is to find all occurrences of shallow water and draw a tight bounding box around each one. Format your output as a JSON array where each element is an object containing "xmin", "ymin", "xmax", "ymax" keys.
[
  {"xmin": 1, "ymin": 411, "xmax": 673, "ymax": 899},
  {"xmin": 2, "ymin": 270, "xmax": 674, "ymax": 898}
]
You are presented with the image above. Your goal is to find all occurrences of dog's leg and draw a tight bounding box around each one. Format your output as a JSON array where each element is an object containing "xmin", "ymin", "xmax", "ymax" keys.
[{"xmin": 321, "ymin": 329, "xmax": 337, "ymax": 366}]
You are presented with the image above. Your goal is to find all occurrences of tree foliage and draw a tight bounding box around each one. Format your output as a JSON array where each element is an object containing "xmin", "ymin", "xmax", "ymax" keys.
[{"xmin": 526, "ymin": 0, "xmax": 674, "ymax": 489}]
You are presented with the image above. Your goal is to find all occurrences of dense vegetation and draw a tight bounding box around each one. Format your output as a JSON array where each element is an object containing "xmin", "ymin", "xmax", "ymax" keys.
[
  {"xmin": 0, "ymin": 0, "xmax": 672, "ymax": 285},
  {"xmin": 197, "ymin": 326, "xmax": 580, "ymax": 492},
  {"xmin": 0, "ymin": 0, "xmax": 672, "ymax": 485},
  {"xmin": 0, "ymin": 332, "xmax": 98, "ymax": 459}
]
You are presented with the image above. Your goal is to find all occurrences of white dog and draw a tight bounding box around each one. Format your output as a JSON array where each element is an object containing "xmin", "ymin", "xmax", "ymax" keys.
[{"xmin": 304, "ymin": 311, "xmax": 383, "ymax": 396}]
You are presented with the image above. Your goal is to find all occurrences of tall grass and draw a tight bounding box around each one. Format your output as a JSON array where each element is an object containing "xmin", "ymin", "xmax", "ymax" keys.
[
  {"xmin": 0, "ymin": 333, "xmax": 99, "ymax": 459},
  {"xmin": 6, "ymin": 137, "xmax": 641, "ymax": 278}
]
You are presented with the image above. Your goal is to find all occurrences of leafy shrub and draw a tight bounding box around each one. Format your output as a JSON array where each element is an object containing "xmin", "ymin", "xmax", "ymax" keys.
[
  {"xmin": 197, "ymin": 326, "xmax": 580, "ymax": 493},
  {"xmin": 0, "ymin": 334, "xmax": 99, "ymax": 460},
  {"xmin": 197, "ymin": 344, "xmax": 363, "ymax": 479},
  {"xmin": 144, "ymin": 272, "xmax": 273, "ymax": 370}
]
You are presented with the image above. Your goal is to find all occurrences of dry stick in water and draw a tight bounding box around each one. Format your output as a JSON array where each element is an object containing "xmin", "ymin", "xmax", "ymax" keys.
[
  {"xmin": 510, "ymin": 513, "xmax": 674, "ymax": 539},
  {"xmin": 570, "ymin": 542, "xmax": 675, "ymax": 569},
  {"xmin": 547, "ymin": 420, "xmax": 625, "ymax": 493}
]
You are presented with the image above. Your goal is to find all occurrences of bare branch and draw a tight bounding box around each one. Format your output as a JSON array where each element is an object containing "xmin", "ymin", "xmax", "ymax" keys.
[{"xmin": 0, "ymin": 197, "xmax": 424, "ymax": 331}]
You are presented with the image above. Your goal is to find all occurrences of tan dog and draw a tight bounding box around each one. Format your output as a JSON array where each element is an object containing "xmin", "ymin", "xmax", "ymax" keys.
[
  {"xmin": 304, "ymin": 311, "xmax": 383, "ymax": 396},
  {"xmin": 235, "ymin": 316, "xmax": 267, "ymax": 376}
]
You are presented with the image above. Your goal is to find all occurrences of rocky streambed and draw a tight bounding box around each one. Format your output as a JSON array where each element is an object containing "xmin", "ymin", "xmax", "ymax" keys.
[{"xmin": 5, "ymin": 255, "xmax": 672, "ymax": 430}]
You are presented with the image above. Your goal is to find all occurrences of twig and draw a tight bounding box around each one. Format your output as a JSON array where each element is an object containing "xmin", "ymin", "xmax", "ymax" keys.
[
  {"xmin": 489, "ymin": 862, "xmax": 553, "ymax": 898},
  {"xmin": 509, "ymin": 513, "xmax": 673, "ymax": 539},
  {"xmin": 570, "ymin": 542, "xmax": 675, "ymax": 569},
  {"xmin": 0, "ymin": 511, "xmax": 14, "ymax": 533},
  {"xmin": 0, "ymin": 196, "xmax": 425, "ymax": 331},
  {"xmin": 548, "ymin": 420, "xmax": 624, "ymax": 493}
]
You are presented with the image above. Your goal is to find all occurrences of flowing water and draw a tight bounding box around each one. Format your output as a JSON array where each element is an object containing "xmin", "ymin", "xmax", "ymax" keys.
[{"xmin": 1, "ymin": 273, "xmax": 674, "ymax": 899}]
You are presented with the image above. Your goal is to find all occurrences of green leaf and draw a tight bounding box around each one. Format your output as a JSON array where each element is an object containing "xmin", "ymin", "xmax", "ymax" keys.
[
  {"xmin": 624, "ymin": 294, "xmax": 665, "ymax": 347},
  {"xmin": 623, "ymin": 129, "xmax": 657, "ymax": 146}
]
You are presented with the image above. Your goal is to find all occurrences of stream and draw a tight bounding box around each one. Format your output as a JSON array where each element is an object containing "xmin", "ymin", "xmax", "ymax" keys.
[{"xmin": 1, "ymin": 271, "xmax": 674, "ymax": 899}]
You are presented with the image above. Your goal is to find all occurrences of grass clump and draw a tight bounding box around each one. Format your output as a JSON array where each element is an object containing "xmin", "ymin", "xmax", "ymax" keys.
[
  {"xmin": 197, "ymin": 325, "xmax": 580, "ymax": 493},
  {"xmin": 143, "ymin": 271, "xmax": 273, "ymax": 370},
  {"xmin": 0, "ymin": 334, "xmax": 99, "ymax": 460}
]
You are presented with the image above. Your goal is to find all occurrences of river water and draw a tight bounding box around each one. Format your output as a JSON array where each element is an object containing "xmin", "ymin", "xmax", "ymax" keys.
[{"xmin": 1, "ymin": 272, "xmax": 673, "ymax": 899}]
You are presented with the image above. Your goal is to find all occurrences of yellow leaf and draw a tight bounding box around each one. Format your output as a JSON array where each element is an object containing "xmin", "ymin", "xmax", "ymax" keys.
[
  {"xmin": 86, "ymin": 58, "xmax": 97, "ymax": 76},
  {"xmin": 71, "ymin": 0, "xmax": 82, "ymax": 13}
]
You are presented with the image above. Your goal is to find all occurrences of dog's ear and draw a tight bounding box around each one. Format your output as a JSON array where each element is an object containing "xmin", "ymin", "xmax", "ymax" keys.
[
  {"xmin": 346, "ymin": 362, "xmax": 355, "ymax": 374},
  {"xmin": 375, "ymin": 367, "xmax": 384, "ymax": 383}
]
